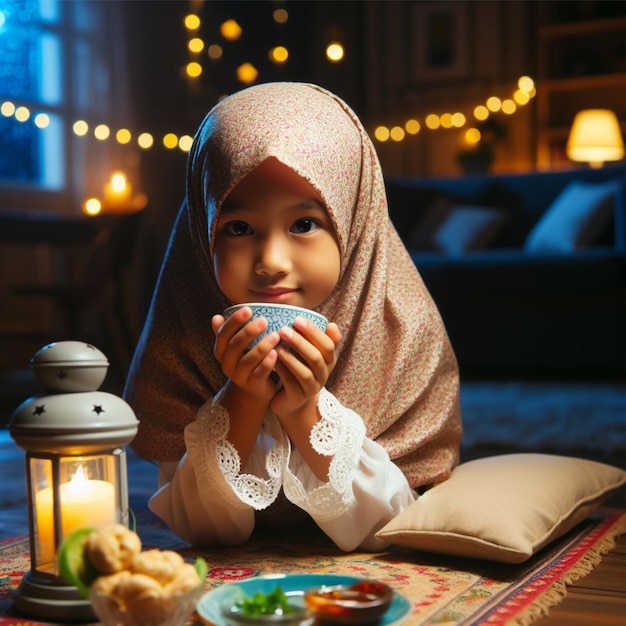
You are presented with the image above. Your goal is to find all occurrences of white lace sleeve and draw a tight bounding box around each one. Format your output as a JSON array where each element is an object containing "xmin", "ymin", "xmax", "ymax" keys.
[
  {"xmin": 282, "ymin": 388, "xmax": 416, "ymax": 552},
  {"xmin": 282, "ymin": 387, "xmax": 365, "ymax": 518},
  {"xmin": 185, "ymin": 395, "xmax": 288, "ymax": 510}
]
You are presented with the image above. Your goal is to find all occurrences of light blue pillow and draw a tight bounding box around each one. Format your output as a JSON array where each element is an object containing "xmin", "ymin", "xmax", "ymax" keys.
[
  {"xmin": 433, "ymin": 205, "xmax": 506, "ymax": 254},
  {"xmin": 525, "ymin": 179, "xmax": 619, "ymax": 253}
]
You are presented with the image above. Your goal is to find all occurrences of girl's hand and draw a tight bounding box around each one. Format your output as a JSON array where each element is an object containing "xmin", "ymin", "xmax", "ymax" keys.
[
  {"xmin": 270, "ymin": 318, "xmax": 341, "ymax": 419},
  {"xmin": 211, "ymin": 307, "xmax": 281, "ymax": 402}
]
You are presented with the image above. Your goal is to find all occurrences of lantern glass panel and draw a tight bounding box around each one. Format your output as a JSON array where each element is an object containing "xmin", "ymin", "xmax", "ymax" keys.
[{"xmin": 29, "ymin": 453, "xmax": 121, "ymax": 574}]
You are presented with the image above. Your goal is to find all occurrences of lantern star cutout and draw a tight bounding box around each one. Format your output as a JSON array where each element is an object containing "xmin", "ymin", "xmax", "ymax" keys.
[
  {"xmin": 92, "ymin": 405, "xmax": 105, "ymax": 415},
  {"xmin": 33, "ymin": 405, "xmax": 46, "ymax": 415}
]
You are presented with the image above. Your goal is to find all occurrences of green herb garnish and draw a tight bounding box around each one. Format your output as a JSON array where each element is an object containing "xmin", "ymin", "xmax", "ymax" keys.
[{"xmin": 236, "ymin": 585, "xmax": 295, "ymax": 616}]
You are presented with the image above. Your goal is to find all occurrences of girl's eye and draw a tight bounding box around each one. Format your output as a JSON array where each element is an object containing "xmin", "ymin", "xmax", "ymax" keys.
[
  {"xmin": 291, "ymin": 218, "xmax": 319, "ymax": 234},
  {"xmin": 223, "ymin": 221, "xmax": 252, "ymax": 236}
]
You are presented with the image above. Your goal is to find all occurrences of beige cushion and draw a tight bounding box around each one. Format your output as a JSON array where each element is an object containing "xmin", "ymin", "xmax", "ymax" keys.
[{"xmin": 375, "ymin": 454, "xmax": 626, "ymax": 563}]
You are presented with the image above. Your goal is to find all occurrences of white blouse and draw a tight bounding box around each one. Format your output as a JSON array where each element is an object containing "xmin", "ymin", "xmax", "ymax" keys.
[{"xmin": 149, "ymin": 388, "xmax": 416, "ymax": 552}]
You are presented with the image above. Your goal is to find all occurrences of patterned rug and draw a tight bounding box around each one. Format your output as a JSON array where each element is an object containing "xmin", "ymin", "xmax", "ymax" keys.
[{"xmin": 0, "ymin": 510, "xmax": 624, "ymax": 626}]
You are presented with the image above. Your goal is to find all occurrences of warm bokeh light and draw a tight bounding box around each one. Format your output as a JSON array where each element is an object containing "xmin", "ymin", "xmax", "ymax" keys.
[
  {"xmin": 518, "ymin": 75, "xmax": 534, "ymax": 93},
  {"xmin": 440, "ymin": 113, "xmax": 453, "ymax": 129},
  {"xmin": 94, "ymin": 124, "xmax": 110, "ymax": 140},
  {"xmin": 474, "ymin": 105, "xmax": 489, "ymax": 121},
  {"xmin": 34, "ymin": 113, "xmax": 49, "ymax": 128},
  {"xmin": 1, "ymin": 101, "xmax": 15, "ymax": 116},
  {"xmin": 326, "ymin": 42, "xmax": 344, "ymax": 62},
  {"xmin": 208, "ymin": 44, "xmax": 223, "ymax": 60},
  {"xmin": 273, "ymin": 8, "xmax": 288, "ymax": 23},
  {"xmin": 237, "ymin": 62, "xmax": 258, "ymax": 84},
  {"xmin": 178, "ymin": 135, "xmax": 193, "ymax": 151},
  {"xmin": 83, "ymin": 197, "xmax": 102, "ymax": 216},
  {"xmin": 138, "ymin": 132, "xmax": 154, "ymax": 149},
  {"xmin": 163, "ymin": 133, "xmax": 179, "ymax": 149},
  {"xmin": 464, "ymin": 128, "xmax": 482, "ymax": 145},
  {"xmin": 15, "ymin": 106, "xmax": 31, "ymax": 122},
  {"xmin": 405, "ymin": 119, "xmax": 421, "ymax": 134},
  {"xmin": 184, "ymin": 14, "xmax": 200, "ymax": 30},
  {"xmin": 221, "ymin": 19, "xmax": 242, "ymax": 41},
  {"xmin": 486, "ymin": 96, "xmax": 502, "ymax": 112},
  {"xmin": 451, "ymin": 112, "xmax": 466, "ymax": 128},
  {"xmin": 374, "ymin": 126, "xmax": 390, "ymax": 142},
  {"xmin": 390, "ymin": 126, "xmax": 405, "ymax": 141},
  {"xmin": 425, "ymin": 114, "xmax": 440, "ymax": 130},
  {"xmin": 115, "ymin": 128, "xmax": 131, "ymax": 144},
  {"xmin": 501, "ymin": 99, "xmax": 516, "ymax": 115},
  {"xmin": 188, "ymin": 37, "xmax": 204, "ymax": 53},
  {"xmin": 269, "ymin": 46, "xmax": 289, "ymax": 64},
  {"xmin": 513, "ymin": 89, "xmax": 530, "ymax": 105},
  {"xmin": 73, "ymin": 120, "xmax": 88, "ymax": 135},
  {"xmin": 186, "ymin": 61, "xmax": 202, "ymax": 78}
]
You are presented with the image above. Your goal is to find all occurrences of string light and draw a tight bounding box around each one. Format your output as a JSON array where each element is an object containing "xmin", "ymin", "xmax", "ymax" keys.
[
  {"xmin": 273, "ymin": 8, "xmax": 288, "ymax": 23},
  {"xmin": 237, "ymin": 62, "xmax": 258, "ymax": 84},
  {"xmin": 15, "ymin": 106, "xmax": 30, "ymax": 122},
  {"xmin": 184, "ymin": 14, "xmax": 200, "ymax": 30},
  {"xmin": 34, "ymin": 113, "xmax": 49, "ymax": 128},
  {"xmin": 269, "ymin": 46, "xmax": 289, "ymax": 64},
  {"xmin": 326, "ymin": 42, "xmax": 344, "ymax": 62},
  {"xmin": 373, "ymin": 76, "xmax": 535, "ymax": 144},
  {"xmin": 188, "ymin": 37, "xmax": 204, "ymax": 53},
  {"xmin": 94, "ymin": 124, "xmax": 110, "ymax": 140},
  {"xmin": 0, "ymin": 76, "xmax": 536, "ymax": 153},
  {"xmin": 220, "ymin": 19, "xmax": 242, "ymax": 41}
]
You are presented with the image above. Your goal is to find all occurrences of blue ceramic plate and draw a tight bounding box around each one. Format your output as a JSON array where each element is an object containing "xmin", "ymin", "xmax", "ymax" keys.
[{"xmin": 196, "ymin": 574, "xmax": 412, "ymax": 626}]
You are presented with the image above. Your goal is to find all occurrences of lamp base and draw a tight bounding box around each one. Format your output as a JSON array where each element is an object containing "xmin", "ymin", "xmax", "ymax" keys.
[{"xmin": 14, "ymin": 569, "xmax": 96, "ymax": 623}]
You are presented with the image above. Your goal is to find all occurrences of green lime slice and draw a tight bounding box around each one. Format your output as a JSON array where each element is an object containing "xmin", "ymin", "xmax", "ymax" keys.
[
  {"xmin": 57, "ymin": 527, "xmax": 99, "ymax": 598},
  {"xmin": 194, "ymin": 556, "xmax": 208, "ymax": 582}
]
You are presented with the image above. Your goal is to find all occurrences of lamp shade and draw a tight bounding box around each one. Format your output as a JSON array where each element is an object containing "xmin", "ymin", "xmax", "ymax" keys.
[{"xmin": 566, "ymin": 109, "xmax": 625, "ymax": 168}]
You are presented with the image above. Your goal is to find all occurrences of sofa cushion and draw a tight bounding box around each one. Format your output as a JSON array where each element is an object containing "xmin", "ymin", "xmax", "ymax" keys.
[
  {"xmin": 524, "ymin": 179, "xmax": 620, "ymax": 253},
  {"xmin": 432, "ymin": 205, "xmax": 508, "ymax": 254},
  {"xmin": 408, "ymin": 201, "xmax": 508, "ymax": 253},
  {"xmin": 375, "ymin": 454, "xmax": 626, "ymax": 563}
]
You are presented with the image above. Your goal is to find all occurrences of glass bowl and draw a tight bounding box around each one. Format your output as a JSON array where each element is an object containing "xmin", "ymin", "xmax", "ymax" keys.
[
  {"xmin": 89, "ymin": 583, "xmax": 203, "ymax": 626},
  {"xmin": 303, "ymin": 580, "xmax": 393, "ymax": 624}
]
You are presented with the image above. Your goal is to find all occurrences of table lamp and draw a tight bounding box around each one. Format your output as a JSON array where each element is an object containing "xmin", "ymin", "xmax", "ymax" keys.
[
  {"xmin": 566, "ymin": 109, "xmax": 625, "ymax": 168},
  {"xmin": 9, "ymin": 341, "xmax": 138, "ymax": 622}
]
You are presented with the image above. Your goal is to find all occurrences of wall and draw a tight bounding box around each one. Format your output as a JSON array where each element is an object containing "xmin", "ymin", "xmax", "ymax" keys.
[{"xmin": 360, "ymin": 1, "xmax": 536, "ymax": 177}]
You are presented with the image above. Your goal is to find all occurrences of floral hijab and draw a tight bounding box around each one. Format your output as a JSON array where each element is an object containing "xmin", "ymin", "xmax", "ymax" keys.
[{"xmin": 125, "ymin": 82, "xmax": 461, "ymax": 489}]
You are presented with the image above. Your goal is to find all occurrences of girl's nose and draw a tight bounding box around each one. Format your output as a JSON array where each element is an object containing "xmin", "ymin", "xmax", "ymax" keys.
[{"xmin": 255, "ymin": 235, "xmax": 292, "ymax": 274}]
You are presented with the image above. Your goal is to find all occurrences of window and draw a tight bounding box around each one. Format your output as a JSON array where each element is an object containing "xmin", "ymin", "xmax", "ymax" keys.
[{"xmin": 0, "ymin": 0, "xmax": 127, "ymax": 212}]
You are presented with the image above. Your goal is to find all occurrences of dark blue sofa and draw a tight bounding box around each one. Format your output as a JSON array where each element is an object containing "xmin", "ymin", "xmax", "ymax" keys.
[{"xmin": 386, "ymin": 164, "xmax": 626, "ymax": 378}]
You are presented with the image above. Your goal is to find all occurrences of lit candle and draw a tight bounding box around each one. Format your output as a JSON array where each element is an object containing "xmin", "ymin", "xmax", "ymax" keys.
[
  {"xmin": 103, "ymin": 171, "xmax": 132, "ymax": 212},
  {"xmin": 35, "ymin": 465, "xmax": 116, "ymax": 567}
]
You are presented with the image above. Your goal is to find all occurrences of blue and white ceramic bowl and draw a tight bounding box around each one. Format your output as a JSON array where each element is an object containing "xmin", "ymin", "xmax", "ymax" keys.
[{"xmin": 223, "ymin": 303, "xmax": 328, "ymax": 349}]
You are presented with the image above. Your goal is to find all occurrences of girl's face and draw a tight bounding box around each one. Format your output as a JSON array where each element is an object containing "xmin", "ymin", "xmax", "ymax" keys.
[{"xmin": 213, "ymin": 158, "xmax": 341, "ymax": 309}]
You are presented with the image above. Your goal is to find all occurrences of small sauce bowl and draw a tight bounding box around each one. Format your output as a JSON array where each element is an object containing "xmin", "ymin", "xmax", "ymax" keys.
[{"xmin": 303, "ymin": 580, "xmax": 393, "ymax": 624}]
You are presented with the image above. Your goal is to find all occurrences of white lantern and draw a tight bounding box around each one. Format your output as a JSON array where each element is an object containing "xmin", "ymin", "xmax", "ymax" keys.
[{"xmin": 9, "ymin": 341, "xmax": 138, "ymax": 621}]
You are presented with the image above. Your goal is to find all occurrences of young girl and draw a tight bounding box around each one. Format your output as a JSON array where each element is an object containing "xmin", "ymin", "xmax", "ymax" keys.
[{"xmin": 124, "ymin": 82, "xmax": 461, "ymax": 552}]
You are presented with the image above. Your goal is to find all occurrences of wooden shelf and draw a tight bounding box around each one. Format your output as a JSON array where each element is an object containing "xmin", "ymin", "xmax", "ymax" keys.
[
  {"xmin": 539, "ymin": 73, "xmax": 626, "ymax": 93},
  {"xmin": 539, "ymin": 16, "xmax": 626, "ymax": 38},
  {"xmin": 535, "ymin": 7, "xmax": 626, "ymax": 169}
]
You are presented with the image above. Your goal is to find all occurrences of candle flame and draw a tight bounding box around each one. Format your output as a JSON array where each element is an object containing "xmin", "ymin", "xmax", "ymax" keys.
[
  {"xmin": 69, "ymin": 464, "xmax": 88, "ymax": 496},
  {"xmin": 111, "ymin": 172, "xmax": 127, "ymax": 192}
]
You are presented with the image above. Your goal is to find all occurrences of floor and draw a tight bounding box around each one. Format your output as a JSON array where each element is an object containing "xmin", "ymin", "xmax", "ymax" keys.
[{"xmin": 1, "ymin": 376, "xmax": 625, "ymax": 624}]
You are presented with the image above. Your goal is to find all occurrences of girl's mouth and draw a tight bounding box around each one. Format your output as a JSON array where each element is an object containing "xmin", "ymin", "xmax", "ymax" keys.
[{"xmin": 250, "ymin": 288, "xmax": 299, "ymax": 303}]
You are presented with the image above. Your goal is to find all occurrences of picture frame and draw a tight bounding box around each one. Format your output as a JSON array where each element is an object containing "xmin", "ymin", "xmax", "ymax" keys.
[{"xmin": 412, "ymin": 1, "xmax": 469, "ymax": 81}]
